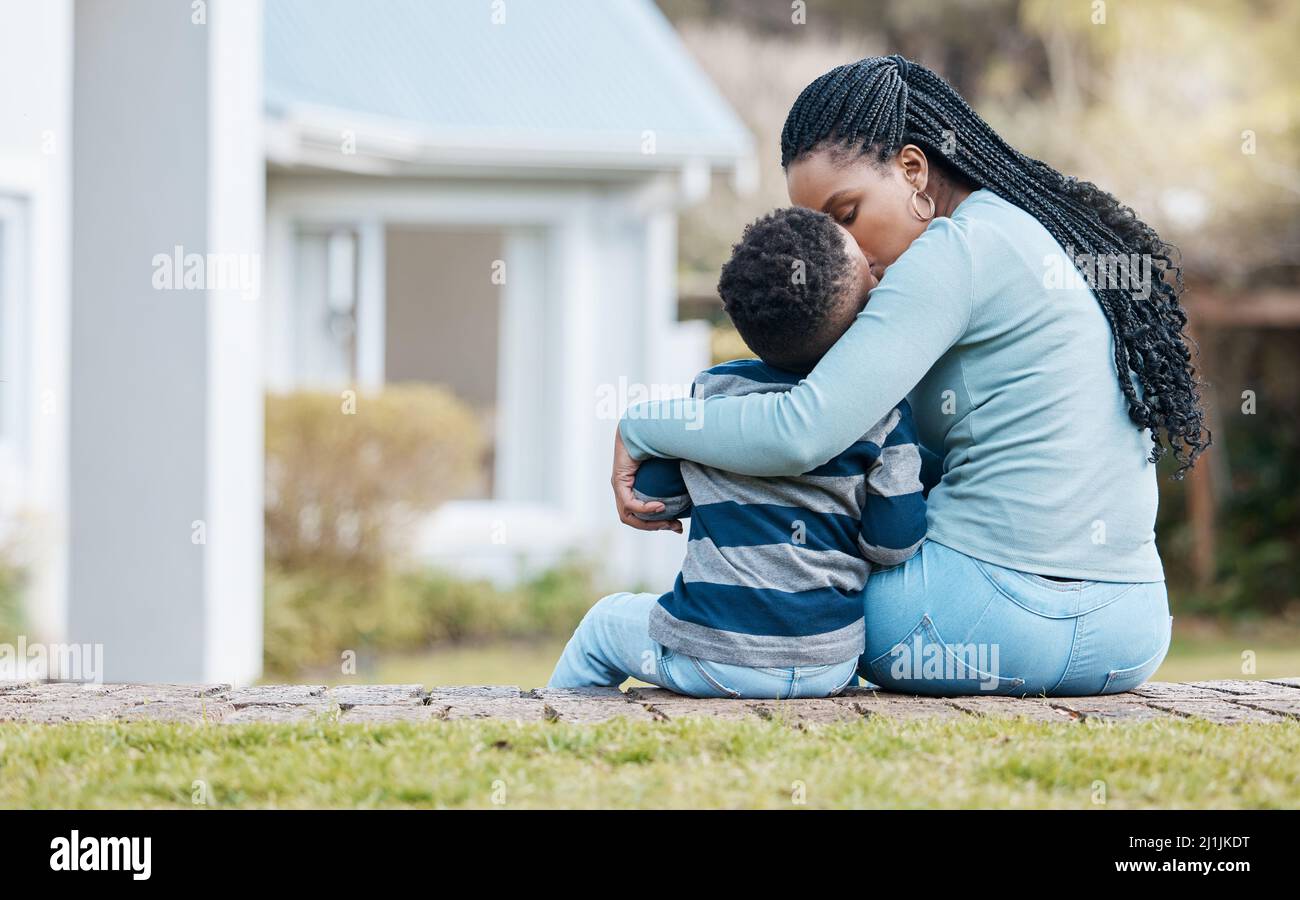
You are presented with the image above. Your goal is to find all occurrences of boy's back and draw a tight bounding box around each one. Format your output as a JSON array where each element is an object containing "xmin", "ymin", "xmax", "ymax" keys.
[
  {"xmin": 550, "ymin": 206, "xmax": 930, "ymax": 697},
  {"xmin": 634, "ymin": 358, "xmax": 928, "ymax": 667}
]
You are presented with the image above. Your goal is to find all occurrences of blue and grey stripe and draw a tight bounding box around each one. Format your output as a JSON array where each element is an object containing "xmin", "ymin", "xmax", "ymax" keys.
[{"xmin": 633, "ymin": 358, "xmax": 930, "ymax": 667}]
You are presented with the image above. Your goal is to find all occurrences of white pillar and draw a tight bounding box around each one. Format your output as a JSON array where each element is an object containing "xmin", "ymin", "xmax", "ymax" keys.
[
  {"xmin": 354, "ymin": 219, "xmax": 386, "ymax": 390},
  {"xmin": 496, "ymin": 228, "xmax": 549, "ymax": 503},
  {"xmin": 552, "ymin": 207, "xmax": 600, "ymax": 521},
  {"xmin": 68, "ymin": 0, "xmax": 264, "ymax": 684},
  {"xmin": 625, "ymin": 207, "xmax": 691, "ymax": 589}
]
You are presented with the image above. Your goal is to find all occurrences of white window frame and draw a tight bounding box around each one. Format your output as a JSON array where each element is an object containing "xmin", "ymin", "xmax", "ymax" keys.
[{"xmin": 0, "ymin": 194, "xmax": 29, "ymax": 481}]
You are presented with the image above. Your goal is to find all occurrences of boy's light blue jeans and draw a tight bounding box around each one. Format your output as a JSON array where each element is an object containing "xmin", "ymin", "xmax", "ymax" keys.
[{"xmin": 548, "ymin": 591, "xmax": 860, "ymax": 699}]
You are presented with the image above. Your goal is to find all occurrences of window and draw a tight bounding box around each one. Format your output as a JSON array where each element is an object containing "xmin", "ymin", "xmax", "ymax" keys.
[
  {"xmin": 0, "ymin": 195, "xmax": 29, "ymax": 470},
  {"xmin": 289, "ymin": 226, "xmax": 358, "ymax": 386}
]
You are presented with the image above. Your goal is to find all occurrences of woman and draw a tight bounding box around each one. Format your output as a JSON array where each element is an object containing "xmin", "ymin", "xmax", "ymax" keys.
[{"xmin": 613, "ymin": 55, "xmax": 1206, "ymax": 696}]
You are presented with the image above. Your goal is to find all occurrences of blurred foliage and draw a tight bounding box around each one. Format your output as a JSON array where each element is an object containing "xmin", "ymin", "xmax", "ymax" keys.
[
  {"xmin": 263, "ymin": 384, "xmax": 599, "ymax": 676},
  {"xmin": 0, "ymin": 556, "xmax": 24, "ymax": 644},
  {"xmin": 1158, "ymin": 331, "xmax": 1300, "ymax": 618},
  {"xmin": 1002, "ymin": 0, "xmax": 1300, "ymax": 284},
  {"xmin": 662, "ymin": 0, "xmax": 1300, "ymax": 285},
  {"xmin": 0, "ymin": 528, "xmax": 30, "ymax": 643},
  {"xmin": 265, "ymin": 384, "xmax": 484, "ymax": 573},
  {"xmin": 710, "ymin": 323, "xmax": 755, "ymax": 366},
  {"xmin": 263, "ymin": 557, "xmax": 597, "ymax": 677}
]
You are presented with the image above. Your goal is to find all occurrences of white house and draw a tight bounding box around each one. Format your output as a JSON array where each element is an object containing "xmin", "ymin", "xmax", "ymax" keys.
[{"xmin": 0, "ymin": 0, "xmax": 754, "ymax": 684}]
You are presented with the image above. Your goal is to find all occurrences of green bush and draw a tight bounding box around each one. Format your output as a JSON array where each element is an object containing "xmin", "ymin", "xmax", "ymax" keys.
[
  {"xmin": 1154, "ymin": 329, "xmax": 1300, "ymax": 619},
  {"xmin": 0, "ymin": 559, "xmax": 23, "ymax": 644},
  {"xmin": 262, "ymin": 383, "xmax": 602, "ymax": 677},
  {"xmin": 1158, "ymin": 426, "xmax": 1300, "ymax": 618},
  {"xmin": 263, "ymin": 558, "xmax": 599, "ymax": 677},
  {"xmin": 0, "ymin": 532, "xmax": 27, "ymax": 642},
  {"xmin": 265, "ymin": 384, "xmax": 484, "ymax": 573}
]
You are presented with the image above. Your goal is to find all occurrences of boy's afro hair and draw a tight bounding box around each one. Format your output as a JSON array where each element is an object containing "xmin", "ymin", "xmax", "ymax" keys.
[{"xmin": 716, "ymin": 206, "xmax": 854, "ymax": 372}]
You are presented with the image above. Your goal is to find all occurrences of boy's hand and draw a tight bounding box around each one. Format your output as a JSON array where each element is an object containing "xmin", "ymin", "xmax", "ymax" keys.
[{"xmin": 612, "ymin": 427, "xmax": 683, "ymax": 533}]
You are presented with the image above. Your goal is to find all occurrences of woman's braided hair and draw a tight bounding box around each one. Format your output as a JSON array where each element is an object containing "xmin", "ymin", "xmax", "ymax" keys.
[{"xmin": 781, "ymin": 55, "xmax": 1207, "ymax": 475}]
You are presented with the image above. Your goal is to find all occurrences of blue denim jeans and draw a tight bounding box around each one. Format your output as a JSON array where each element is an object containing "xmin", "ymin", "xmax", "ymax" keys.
[
  {"xmin": 862, "ymin": 540, "xmax": 1173, "ymax": 696},
  {"xmin": 548, "ymin": 592, "xmax": 860, "ymax": 699}
]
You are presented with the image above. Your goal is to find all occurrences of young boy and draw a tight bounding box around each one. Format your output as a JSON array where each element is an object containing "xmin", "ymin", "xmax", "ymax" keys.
[{"xmin": 548, "ymin": 207, "xmax": 931, "ymax": 699}]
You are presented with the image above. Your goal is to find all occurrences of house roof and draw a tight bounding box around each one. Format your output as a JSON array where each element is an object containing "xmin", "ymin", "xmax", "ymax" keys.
[{"xmin": 264, "ymin": 0, "xmax": 755, "ymax": 177}]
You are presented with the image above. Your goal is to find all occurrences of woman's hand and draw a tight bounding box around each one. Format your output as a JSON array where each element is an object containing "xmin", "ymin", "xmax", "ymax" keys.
[{"xmin": 612, "ymin": 426, "xmax": 683, "ymax": 533}]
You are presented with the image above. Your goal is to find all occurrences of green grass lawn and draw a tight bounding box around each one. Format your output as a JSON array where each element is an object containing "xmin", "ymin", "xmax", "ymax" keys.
[
  {"xmin": 1, "ymin": 715, "xmax": 1297, "ymax": 809},
  {"xmin": 354, "ymin": 638, "xmax": 569, "ymax": 689},
  {"xmin": 1155, "ymin": 618, "xmax": 1300, "ymax": 682},
  {"xmin": 11, "ymin": 616, "xmax": 1282, "ymax": 810}
]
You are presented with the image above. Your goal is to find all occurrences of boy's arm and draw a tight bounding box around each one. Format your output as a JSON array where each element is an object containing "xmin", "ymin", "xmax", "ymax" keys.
[
  {"xmin": 918, "ymin": 444, "xmax": 944, "ymax": 498},
  {"xmin": 629, "ymin": 372, "xmax": 702, "ymax": 522},
  {"xmin": 632, "ymin": 458, "xmax": 692, "ymax": 521},
  {"xmin": 858, "ymin": 406, "xmax": 927, "ymax": 567}
]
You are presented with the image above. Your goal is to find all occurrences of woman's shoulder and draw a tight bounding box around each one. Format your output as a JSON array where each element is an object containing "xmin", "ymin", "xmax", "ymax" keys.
[
  {"xmin": 942, "ymin": 189, "xmax": 1063, "ymax": 293},
  {"xmin": 895, "ymin": 189, "xmax": 1017, "ymax": 264},
  {"xmin": 874, "ymin": 189, "xmax": 1052, "ymax": 330},
  {"xmin": 952, "ymin": 189, "xmax": 1054, "ymax": 252}
]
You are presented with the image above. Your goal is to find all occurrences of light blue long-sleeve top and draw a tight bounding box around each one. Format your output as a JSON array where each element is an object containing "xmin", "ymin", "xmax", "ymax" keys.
[{"xmin": 621, "ymin": 189, "xmax": 1164, "ymax": 583}]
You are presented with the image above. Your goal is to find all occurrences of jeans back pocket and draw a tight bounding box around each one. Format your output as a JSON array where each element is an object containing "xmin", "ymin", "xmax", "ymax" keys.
[
  {"xmin": 1101, "ymin": 615, "xmax": 1173, "ymax": 694},
  {"xmin": 866, "ymin": 613, "xmax": 1025, "ymax": 696},
  {"xmin": 975, "ymin": 558, "xmax": 1138, "ymax": 619}
]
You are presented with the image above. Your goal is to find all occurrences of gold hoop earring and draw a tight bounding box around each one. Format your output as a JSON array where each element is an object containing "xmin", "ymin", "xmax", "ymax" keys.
[{"xmin": 911, "ymin": 188, "xmax": 936, "ymax": 221}]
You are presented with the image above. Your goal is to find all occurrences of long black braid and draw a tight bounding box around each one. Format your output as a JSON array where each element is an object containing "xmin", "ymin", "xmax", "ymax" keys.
[{"xmin": 782, "ymin": 55, "xmax": 1208, "ymax": 476}]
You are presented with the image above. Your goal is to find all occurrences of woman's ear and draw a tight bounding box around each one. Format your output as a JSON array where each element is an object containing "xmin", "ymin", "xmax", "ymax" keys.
[{"xmin": 897, "ymin": 144, "xmax": 930, "ymax": 191}]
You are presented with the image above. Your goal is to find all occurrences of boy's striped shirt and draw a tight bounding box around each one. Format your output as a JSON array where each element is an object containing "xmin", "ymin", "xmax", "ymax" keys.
[{"xmin": 632, "ymin": 359, "xmax": 930, "ymax": 667}]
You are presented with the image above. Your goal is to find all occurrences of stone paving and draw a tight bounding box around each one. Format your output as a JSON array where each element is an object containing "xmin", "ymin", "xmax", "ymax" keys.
[{"xmin": 0, "ymin": 678, "xmax": 1297, "ymax": 725}]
